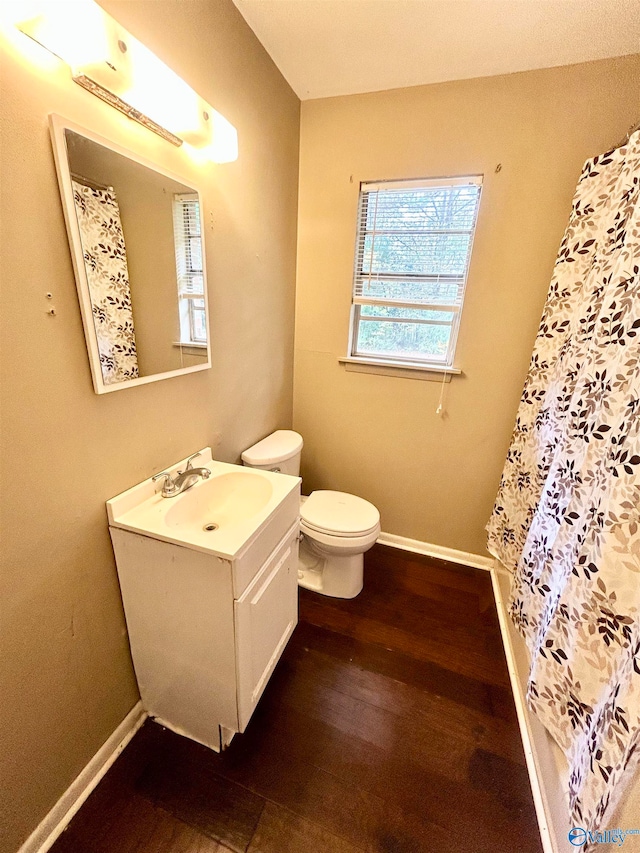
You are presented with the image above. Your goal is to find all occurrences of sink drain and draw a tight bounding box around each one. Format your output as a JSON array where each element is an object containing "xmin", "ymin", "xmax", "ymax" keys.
[{"xmin": 203, "ymin": 522, "xmax": 219, "ymax": 532}]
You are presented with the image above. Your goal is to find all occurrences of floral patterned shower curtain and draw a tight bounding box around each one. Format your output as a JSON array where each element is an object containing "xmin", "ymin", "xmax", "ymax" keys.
[
  {"xmin": 487, "ymin": 130, "xmax": 640, "ymax": 833},
  {"xmin": 72, "ymin": 181, "xmax": 139, "ymax": 385}
]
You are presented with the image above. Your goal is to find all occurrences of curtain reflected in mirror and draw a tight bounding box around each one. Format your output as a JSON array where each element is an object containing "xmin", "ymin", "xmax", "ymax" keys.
[
  {"xmin": 50, "ymin": 117, "xmax": 211, "ymax": 393},
  {"xmin": 71, "ymin": 180, "xmax": 140, "ymax": 384}
]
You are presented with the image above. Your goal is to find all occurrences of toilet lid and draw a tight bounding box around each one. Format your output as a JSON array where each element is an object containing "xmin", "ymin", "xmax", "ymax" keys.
[
  {"xmin": 301, "ymin": 490, "xmax": 380, "ymax": 537},
  {"xmin": 241, "ymin": 430, "xmax": 303, "ymax": 466}
]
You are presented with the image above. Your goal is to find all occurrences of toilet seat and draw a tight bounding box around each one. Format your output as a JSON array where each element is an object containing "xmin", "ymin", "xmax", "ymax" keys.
[
  {"xmin": 300, "ymin": 523, "xmax": 380, "ymax": 555},
  {"xmin": 301, "ymin": 490, "xmax": 380, "ymax": 538}
]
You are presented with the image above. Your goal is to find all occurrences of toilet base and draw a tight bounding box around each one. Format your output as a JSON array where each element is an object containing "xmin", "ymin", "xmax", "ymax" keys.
[{"xmin": 297, "ymin": 536, "xmax": 364, "ymax": 599}]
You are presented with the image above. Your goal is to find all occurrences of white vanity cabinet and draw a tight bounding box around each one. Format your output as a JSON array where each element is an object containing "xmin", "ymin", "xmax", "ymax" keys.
[
  {"xmin": 107, "ymin": 451, "xmax": 301, "ymax": 752},
  {"xmin": 110, "ymin": 521, "xmax": 299, "ymax": 751}
]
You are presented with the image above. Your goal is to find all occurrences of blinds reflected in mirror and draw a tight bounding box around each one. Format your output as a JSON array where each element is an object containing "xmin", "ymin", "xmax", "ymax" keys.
[{"xmin": 173, "ymin": 193, "xmax": 206, "ymax": 345}]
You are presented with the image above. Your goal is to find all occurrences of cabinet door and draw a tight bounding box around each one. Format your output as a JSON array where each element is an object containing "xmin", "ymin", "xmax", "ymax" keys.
[{"xmin": 235, "ymin": 526, "xmax": 299, "ymax": 732}]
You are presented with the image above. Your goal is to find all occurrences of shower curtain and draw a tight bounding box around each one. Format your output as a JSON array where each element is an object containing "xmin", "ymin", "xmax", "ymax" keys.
[
  {"xmin": 72, "ymin": 181, "xmax": 139, "ymax": 385},
  {"xmin": 487, "ymin": 130, "xmax": 640, "ymax": 833}
]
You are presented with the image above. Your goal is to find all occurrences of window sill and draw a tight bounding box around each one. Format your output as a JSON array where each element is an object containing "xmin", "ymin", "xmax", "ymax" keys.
[
  {"xmin": 173, "ymin": 341, "xmax": 208, "ymax": 350},
  {"xmin": 338, "ymin": 356, "xmax": 462, "ymax": 381}
]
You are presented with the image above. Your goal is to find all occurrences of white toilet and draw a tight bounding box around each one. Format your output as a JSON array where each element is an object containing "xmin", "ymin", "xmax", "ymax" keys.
[{"xmin": 241, "ymin": 430, "xmax": 380, "ymax": 599}]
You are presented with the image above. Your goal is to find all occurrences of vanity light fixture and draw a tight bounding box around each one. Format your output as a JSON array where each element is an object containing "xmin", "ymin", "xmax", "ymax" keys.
[{"xmin": 11, "ymin": 0, "xmax": 238, "ymax": 162}]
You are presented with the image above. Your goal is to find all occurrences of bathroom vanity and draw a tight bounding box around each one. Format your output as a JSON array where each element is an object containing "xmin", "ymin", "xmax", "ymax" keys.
[{"xmin": 107, "ymin": 448, "xmax": 301, "ymax": 751}]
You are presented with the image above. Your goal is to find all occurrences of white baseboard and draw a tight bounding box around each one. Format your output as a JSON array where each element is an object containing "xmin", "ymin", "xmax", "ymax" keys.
[
  {"xmin": 376, "ymin": 531, "xmax": 494, "ymax": 571},
  {"xmin": 489, "ymin": 560, "xmax": 580, "ymax": 853},
  {"xmin": 490, "ymin": 563, "xmax": 558, "ymax": 853},
  {"xmin": 18, "ymin": 702, "xmax": 147, "ymax": 853}
]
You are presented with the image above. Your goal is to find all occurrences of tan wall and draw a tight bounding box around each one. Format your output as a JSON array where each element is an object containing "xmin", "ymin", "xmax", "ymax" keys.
[
  {"xmin": 294, "ymin": 55, "xmax": 640, "ymax": 557},
  {"xmin": 0, "ymin": 1, "xmax": 299, "ymax": 850}
]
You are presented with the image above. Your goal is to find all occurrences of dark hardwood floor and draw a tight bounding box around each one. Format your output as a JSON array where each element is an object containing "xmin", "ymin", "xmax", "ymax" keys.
[{"xmin": 50, "ymin": 544, "xmax": 542, "ymax": 853}]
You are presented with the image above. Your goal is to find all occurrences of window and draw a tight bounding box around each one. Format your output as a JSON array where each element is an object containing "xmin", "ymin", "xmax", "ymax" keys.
[
  {"xmin": 348, "ymin": 176, "xmax": 482, "ymax": 370},
  {"xmin": 173, "ymin": 193, "xmax": 206, "ymax": 345}
]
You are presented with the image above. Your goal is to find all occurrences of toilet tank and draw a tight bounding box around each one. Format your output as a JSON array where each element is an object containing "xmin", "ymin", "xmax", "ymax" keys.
[{"xmin": 241, "ymin": 430, "xmax": 303, "ymax": 476}]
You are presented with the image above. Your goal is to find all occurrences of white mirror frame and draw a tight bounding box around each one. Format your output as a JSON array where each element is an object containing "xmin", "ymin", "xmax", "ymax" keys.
[{"xmin": 49, "ymin": 113, "xmax": 212, "ymax": 394}]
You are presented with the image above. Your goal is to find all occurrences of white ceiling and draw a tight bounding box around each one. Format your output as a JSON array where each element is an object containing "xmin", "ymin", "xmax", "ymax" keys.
[{"xmin": 231, "ymin": 0, "xmax": 640, "ymax": 100}]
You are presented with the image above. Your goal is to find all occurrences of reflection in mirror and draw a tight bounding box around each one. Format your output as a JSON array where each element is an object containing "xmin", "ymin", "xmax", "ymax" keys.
[{"xmin": 50, "ymin": 117, "xmax": 211, "ymax": 393}]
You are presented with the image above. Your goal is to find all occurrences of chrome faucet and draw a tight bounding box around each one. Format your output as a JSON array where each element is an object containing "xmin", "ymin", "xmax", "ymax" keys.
[{"xmin": 152, "ymin": 452, "xmax": 211, "ymax": 498}]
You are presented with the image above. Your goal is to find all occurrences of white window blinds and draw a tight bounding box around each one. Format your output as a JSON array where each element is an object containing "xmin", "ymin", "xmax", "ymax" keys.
[
  {"xmin": 173, "ymin": 193, "xmax": 206, "ymax": 344},
  {"xmin": 350, "ymin": 176, "xmax": 482, "ymax": 367},
  {"xmin": 173, "ymin": 193, "xmax": 203, "ymax": 296}
]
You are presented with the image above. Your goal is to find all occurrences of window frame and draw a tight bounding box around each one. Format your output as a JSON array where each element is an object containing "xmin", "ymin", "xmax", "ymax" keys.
[
  {"xmin": 173, "ymin": 192, "xmax": 207, "ymax": 347},
  {"xmin": 347, "ymin": 175, "xmax": 482, "ymax": 371}
]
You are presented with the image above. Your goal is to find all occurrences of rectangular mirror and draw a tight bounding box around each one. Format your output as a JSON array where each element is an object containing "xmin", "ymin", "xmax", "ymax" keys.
[{"xmin": 50, "ymin": 115, "xmax": 211, "ymax": 393}]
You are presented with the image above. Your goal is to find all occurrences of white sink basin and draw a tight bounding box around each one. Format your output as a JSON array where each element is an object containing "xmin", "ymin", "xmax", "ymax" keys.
[
  {"xmin": 164, "ymin": 472, "xmax": 273, "ymax": 530},
  {"xmin": 107, "ymin": 448, "xmax": 300, "ymax": 559}
]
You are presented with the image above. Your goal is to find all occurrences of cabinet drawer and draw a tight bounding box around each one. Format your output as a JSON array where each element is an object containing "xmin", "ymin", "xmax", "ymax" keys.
[
  {"xmin": 234, "ymin": 523, "xmax": 299, "ymax": 732},
  {"xmin": 232, "ymin": 486, "xmax": 300, "ymax": 599}
]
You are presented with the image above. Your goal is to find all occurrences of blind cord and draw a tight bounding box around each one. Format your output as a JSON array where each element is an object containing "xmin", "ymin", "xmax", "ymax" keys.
[{"xmin": 435, "ymin": 370, "xmax": 448, "ymax": 416}]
